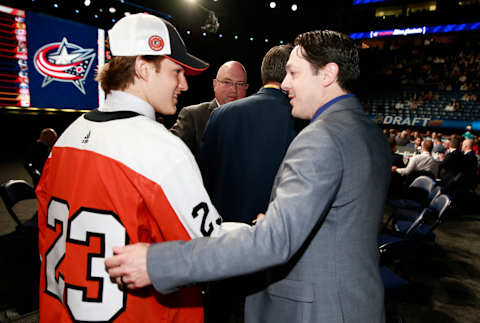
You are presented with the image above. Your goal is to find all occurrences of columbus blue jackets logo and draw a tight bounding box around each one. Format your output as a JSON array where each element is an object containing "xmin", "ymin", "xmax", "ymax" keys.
[{"xmin": 33, "ymin": 37, "xmax": 95, "ymax": 95}]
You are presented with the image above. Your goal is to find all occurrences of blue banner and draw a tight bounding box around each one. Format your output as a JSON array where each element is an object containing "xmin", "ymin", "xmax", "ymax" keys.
[
  {"xmin": 26, "ymin": 11, "xmax": 100, "ymax": 110},
  {"xmin": 371, "ymin": 114, "xmax": 480, "ymax": 130}
]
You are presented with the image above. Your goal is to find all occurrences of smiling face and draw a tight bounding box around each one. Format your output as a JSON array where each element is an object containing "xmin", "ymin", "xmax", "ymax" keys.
[
  {"xmin": 144, "ymin": 57, "xmax": 188, "ymax": 115},
  {"xmin": 281, "ymin": 46, "xmax": 325, "ymax": 120},
  {"xmin": 213, "ymin": 61, "xmax": 248, "ymax": 105}
]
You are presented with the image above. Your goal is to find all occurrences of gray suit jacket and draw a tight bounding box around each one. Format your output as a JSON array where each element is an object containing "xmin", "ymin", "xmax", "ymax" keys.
[
  {"xmin": 148, "ymin": 96, "xmax": 391, "ymax": 323},
  {"xmin": 170, "ymin": 99, "xmax": 218, "ymax": 156}
]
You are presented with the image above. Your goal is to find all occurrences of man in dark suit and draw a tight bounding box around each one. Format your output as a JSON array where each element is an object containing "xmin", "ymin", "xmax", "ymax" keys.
[
  {"xmin": 387, "ymin": 137, "xmax": 405, "ymax": 197},
  {"xmin": 170, "ymin": 61, "xmax": 248, "ymax": 156},
  {"xmin": 439, "ymin": 136, "xmax": 464, "ymax": 188},
  {"xmin": 461, "ymin": 138, "xmax": 478, "ymax": 191},
  {"xmin": 198, "ymin": 44, "xmax": 298, "ymax": 322},
  {"xmin": 199, "ymin": 44, "xmax": 298, "ymax": 225}
]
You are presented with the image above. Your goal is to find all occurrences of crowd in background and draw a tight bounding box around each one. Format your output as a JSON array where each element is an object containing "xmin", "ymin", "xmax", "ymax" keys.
[{"xmin": 384, "ymin": 126, "xmax": 479, "ymax": 199}]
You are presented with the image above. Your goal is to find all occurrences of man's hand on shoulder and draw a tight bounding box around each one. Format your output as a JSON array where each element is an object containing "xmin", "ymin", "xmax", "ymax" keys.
[{"xmin": 105, "ymin": 243, "xmax": 151, "ymax": 290}]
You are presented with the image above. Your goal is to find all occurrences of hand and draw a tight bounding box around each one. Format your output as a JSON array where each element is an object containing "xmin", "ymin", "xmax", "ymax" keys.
[
  {"xmin": 391, "ymin": 166, "xmax": 397, "ymax": 172},
  {"xmin": 252, "ymin": 213, "xmax": 265, "ymax": 224},
  {"xmin": 105, "ymin": 243, "xmax": 151, "ymax": 289}
]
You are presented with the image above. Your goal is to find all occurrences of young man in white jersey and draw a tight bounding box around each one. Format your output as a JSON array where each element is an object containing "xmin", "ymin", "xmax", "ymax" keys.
[{"xmin": 36, "ymin": 13, "xmax": 221, "ymax": 323}]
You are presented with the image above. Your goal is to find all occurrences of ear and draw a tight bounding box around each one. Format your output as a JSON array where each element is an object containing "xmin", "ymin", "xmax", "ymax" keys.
[
  {"xmin": 213, "ymin": 78, "xmax": 218, "ymax": 89},
  {"xmin": 135, "ymin": 57, "xmax": 151, "ymax": 81},
  {"xmin": 320, "ymin": 62, "xmax": 339, "ymax": 87}
]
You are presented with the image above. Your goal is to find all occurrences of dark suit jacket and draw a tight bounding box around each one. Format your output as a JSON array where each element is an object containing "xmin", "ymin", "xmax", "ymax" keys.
[
  {"xmin": 198, "ymin": 87, "xmax": 298, "ymax": 223},
  {"xmin": 439, "ymin": 149, "xmax": 464, "ymax": 183},
  {"xmin": 170, "ymin": 99, "xmax": 218, "ymax": 156}
]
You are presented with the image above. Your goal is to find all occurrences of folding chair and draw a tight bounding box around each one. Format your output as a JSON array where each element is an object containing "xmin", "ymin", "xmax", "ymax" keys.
[
  {"xmin": 387, "ymin": 175, "xmax": 436, "ymax": 211},
  {"xmin": 392, "ymin": 194, "xmax": 452, "ymax": 241},
  {"xmin": 0, "ymin": 180, "xmax": 36, "ymax": 227}
]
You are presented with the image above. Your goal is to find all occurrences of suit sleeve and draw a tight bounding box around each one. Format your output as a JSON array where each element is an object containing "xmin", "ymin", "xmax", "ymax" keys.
[
  {"xmin": 197, "ymin": 109, "xmax": 220, "ymax": 198},
  {"xmin": 170, "ymin": 108, "xmax": 196, "ymax": 154},
  {"xmin": 147, "ymin": 126, "xmax": 343, "ymax": 294}
]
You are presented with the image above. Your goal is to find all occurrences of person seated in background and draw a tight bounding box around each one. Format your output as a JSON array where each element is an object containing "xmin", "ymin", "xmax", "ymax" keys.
[
  {"xmin": 24, "ymin": 128, "xmax": 57, "ymax": 186},
  {"xmin": 432, "ymin": 135, "xmax": 446, "ymax": 161},
  {"xmin": 388, "ymin": 137, "xmax": 405, "ymax": 198},
  {"xmin": 438, "ymin": 136, "xmax": 464, "ymax": 187},
  {"xmin": 444, "ymin": 99, "xmax": 456, "ymax": 112},
  {"xmin": 396, "ymin": 130, "xmax": 410, "ymax": 146},
  {"xmin": 461, "ymin": 138, "xmax": 478, "ymax": 191},
  {"xmin": 393, "ymin": 139, "xmax": 438, "ymax": 181},
  {"xmin": 407, "ymin": 136, "xmax": 423, "ymax": 154},
  {"xmin": 25, "ymin": 128, "xmax": 57, "ymax": 172}
]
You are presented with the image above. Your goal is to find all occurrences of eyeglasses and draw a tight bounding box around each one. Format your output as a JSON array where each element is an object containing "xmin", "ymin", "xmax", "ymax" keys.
[{"xmin": 216, "ymin": 79, "xmax": 248, "ymax": 89}]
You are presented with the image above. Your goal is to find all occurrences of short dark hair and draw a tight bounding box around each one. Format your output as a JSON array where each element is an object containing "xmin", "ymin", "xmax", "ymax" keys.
[
  {"xmin": 294, "ymin": 30, "xmax": 360, "ymax": 91},
  {"xmin": 422, "ymin": 139, "xmax": 433, "ymax": 153},
  {"xmin": 450, "ymin": 136, "xmax": 461, "ymax": 149},
  {"xmin": 96, "ymin": 55, "xmax": 164, "ymax": 95},
  {"xmin": 261, "ymin": 44, "xmax": 293, "ymax": 85},
  {"xmin": 387, "ymin": 137, "xmax": 397, "ymax": 151}
]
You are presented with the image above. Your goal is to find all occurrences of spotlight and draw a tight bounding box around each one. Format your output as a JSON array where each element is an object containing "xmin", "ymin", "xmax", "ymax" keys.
[
  {"xmin": 75, "ymin": 9, "xmax": 79, "ymax": 13},
  {"xmin": 84, "ymin": 0, "xmax": 91, "ymax": 7},
  {"xmin": 219, "ymin": 34, "xmax": 223, "ymax": 38},
  {"xmin": 249, "ymin": 37, "xmax": 254, "ymax": 41},
  {"xmin": 109, "ymin": 7, "xmax": 116, "ymax": 13},
  {"xmin": 269, "ymin": 2, "xmax": 276, "ymax": 9},
  {"xmin": 202, "ymin": 32, "xmax": 207, "ymax": 36},
  {"xmin": 94, "ymin": 14, "xmax": 98, "ymax": 18},
  {"xmin": 186, "ymin": 30, "xmax": 191, "ymax": 35},
  {"xmin": 234, "ymin": 35, "xmax": 238, "ymax": 40},
  {"xmin": 291, "ymin": 4, "xmax": 297, "ymax": 11},
  {"xmin": 124, "ymin": 12, "xmax": 131, "ymax": 16},
  {"xmin": 279, "ymin": 40, "xmax": 284, "ymax": 44},
  {"xmin": 265, "ymin": 38, "xmax": 269, "ymax": 43},
  {"xmin": 53, "ymin": 3, "xmax": 58, "ymax": 8}
]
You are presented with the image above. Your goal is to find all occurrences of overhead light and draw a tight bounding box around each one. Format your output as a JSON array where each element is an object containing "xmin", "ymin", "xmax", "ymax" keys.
[
  {"xmin": 219, "ymin": 34, "xmax": 223, "ymax": 38},
  {"xmin": 265, "ymin": 38, "xmax": 269, "ymax": 43},
  {"xmin": 234, "ymin": 35, "xmax": 238, "ymax": 40},
  {"xmin": 269, "ymin": 2, "xmax": 276, "ymax": 9},
  {"xmin": 84, "ymin": 0, "xmax": 91, "ymax": 7},
  {"xmin": 75, "ymin": 9, "xmax": 79, "ymax": 14},
  {"xmin": 202, "ymin": 32, "xmax": 207, "ymax": 36},
  {"xmin": 109, "ymin": 7, "xmax": 116, "ymax": 13},
  {"xmin": 186, "ymin": 30, "xmax": 191, "ymax": 35},
  {"xmin": 53, "ymin": 3, "xmax": 58, "ymax": 8},
  {"xmin": 291, "ymin": 4, "xmax": 298, "ymax": 11},
  {"xmin": 250, "ymin": 37, "xmax": 254, "ymax": 41}
]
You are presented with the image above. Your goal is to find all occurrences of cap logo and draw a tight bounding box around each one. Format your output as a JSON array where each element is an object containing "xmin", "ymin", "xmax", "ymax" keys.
[{"xmin": 148, "ymin": 35, "xmax": 164, "ymax": 51}]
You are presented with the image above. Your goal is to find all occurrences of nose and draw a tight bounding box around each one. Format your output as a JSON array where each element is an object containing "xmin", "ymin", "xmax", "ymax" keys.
[
  {"xmin": 179, "ymin": 73, "xmax": 188, "ymax": 91},
  {"xmin": 281, "ymin": 75, "xmax": 290, "ymax": 92}
]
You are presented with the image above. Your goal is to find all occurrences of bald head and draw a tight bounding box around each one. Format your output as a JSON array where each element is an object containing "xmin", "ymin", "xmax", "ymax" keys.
[
  {"xmin": 462, "ymin": 138, "xmax": 473, "ymax": 152},
  {"xmin": 38, "ymin": 128, "xmax": 58, "ymax": 148},
  {"xmin": 213, "ymin": 61, "xmax": 248, "ymax": 105}
]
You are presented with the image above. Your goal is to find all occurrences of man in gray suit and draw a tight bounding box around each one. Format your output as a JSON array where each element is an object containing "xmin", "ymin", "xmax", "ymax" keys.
[
  {"xmin": 106, "ymin": 30, "xmax": 391, "ymax": 323},
  {"xmin": 170, "ymin": 60, "xmax": 248, "ymax": 156}
]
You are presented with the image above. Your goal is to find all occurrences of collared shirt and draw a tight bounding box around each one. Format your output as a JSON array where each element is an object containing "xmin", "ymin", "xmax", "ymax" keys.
[
  {"xmin": 311, "ymin": 94, "xmax": 355, "ymax": 123},
  {"xmin": 99, "ymin": 90, "xmax": 155, "ymax": 120},
  {"xmin": 396, "ymin": 151, "xmax": 438, "ymax": 176}
]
